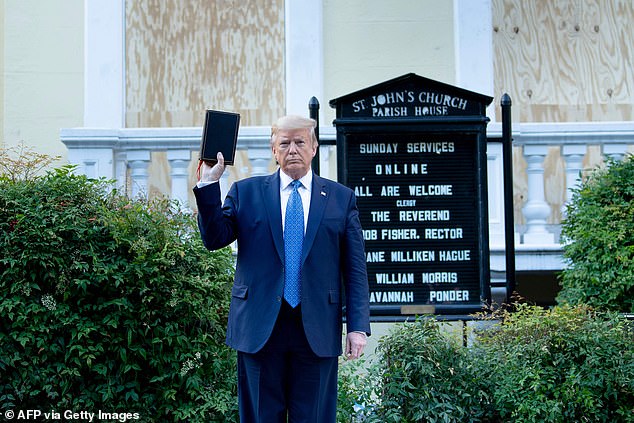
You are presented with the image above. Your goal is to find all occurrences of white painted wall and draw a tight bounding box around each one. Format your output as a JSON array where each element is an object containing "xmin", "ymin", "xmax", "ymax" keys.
[
  {"xmin": 322, "ymin": 0, "xmax": 456, "ymax": 124},
  {"xmin": 84, "ymin": 0, "xmax": 124, "ymax": 128},
  {"xmin": 285, "ymin": 0, "xmax": 324, "ymax": 116},
  {"xmin": 2, "ymin": 0, "xmax": 84, "ymax": 161},
  {"xmin": 454, "ymin": 0, "xmax": 495, "ymax": 120}
]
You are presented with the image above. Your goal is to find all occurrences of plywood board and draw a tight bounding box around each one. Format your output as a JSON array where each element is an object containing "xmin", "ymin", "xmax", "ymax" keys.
[
  {"xmin": 125, "ymin": 0, "xmax": 285, "ymax": 128},
  {"xmin": 493, "ymin": 0, "xmax": 634, "ymax": 122}
]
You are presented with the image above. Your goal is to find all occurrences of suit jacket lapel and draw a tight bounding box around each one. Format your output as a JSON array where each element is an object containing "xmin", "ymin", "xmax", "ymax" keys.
[
  {"xmin": 263, "ymin": 171, "xmax": 284, "ymax": 263},
  {"xmin": 302, "ymin": 172, "xmax": 327, "ymax": 264}
]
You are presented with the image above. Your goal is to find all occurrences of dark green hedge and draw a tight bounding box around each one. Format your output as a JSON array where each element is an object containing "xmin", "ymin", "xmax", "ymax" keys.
[
  {"xmin": 338, "ymin": 305, "xmax": 634, "ymax": 423},
  {"xmin": 474, "ymin": 305, "xmax": 634, "ymax": 422},
  {"xmin": 0, "ymin": 167, "xmax": 238, "ymax": 422},
  {"xmin": 559, "ymin": 155, "xmax": 634, "ymax": 312}
]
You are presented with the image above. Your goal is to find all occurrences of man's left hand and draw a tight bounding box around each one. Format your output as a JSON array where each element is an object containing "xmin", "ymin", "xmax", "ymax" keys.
[{"xmin": 345, "ymin": 332, "xmax": 367, "ymax": 360}]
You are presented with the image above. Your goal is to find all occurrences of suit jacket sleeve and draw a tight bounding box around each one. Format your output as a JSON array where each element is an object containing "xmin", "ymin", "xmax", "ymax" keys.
[
  {"xmin": 342, "ymin": 192, "xmax": 371, "ymax": 336},
  {"xmin": 193, "ymin": 181, "xmax": 238, "ymax": 250}
]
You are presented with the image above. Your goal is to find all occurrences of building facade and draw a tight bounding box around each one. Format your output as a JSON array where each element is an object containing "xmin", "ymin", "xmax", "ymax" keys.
[{"xmin": 2, "ymin": 0, "xmax": 634, "ymax": 306}]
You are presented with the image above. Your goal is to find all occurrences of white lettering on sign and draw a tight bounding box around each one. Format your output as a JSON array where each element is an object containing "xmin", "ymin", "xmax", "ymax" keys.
[
  {"xmin": 359, "ymin": 143, "xmax": 398, "ymax": 154},
  {"xmin": 371, "ymin": 210, "xmax": 390, "ymax": 222},
  {"xmin": 406, "ymin": 142, "xmax": 455, "ymax": 154},
  {"xmin": 375, "ymin": 163, "xmax": 427, "ymax": 175},
  {"xmin": 390, "ymin": 250, "xmax": 435, "ymax": 262},
  {"xmin": 366, "ymin": 251, "xmax": 385, "ymax": 262},
  {"xmin": 373, "ymin": 107, "xmax": 408, "ymax": 117},
  {"xmin": 396, "ymin": 199, "xmax": 417, "ymax": 207},
  {"xmin": 439, "ymin": 250, "xmax": 471, "ymax": 261},
  {"xmin": 424, "ymin": 228, "xmax": 463, "ymax": 240},
  {"xmin": 399, "ymin": 210, "xmax": 450, "ymax": 222},
  {"xmin": 429, "ymin": 290, "xmax": 470, "ymax": 302},
  {"xmin": 354, "ymin": 186, "xmax": 373, "ymax": 197},
  {"xmin": 381, "ymin": 186, "xmax": 400, "ymax": 196},
  {"xmin": 370, "ymin": 91, "xmax": 415, "ymax": 106},
  {"xmin": 375, "ymin": 273, "xmax": 415, "ymax": 284},
  {"xmin": 408, "ymin": 184, "xmax": 453, "ymax": 196},
  {"xmin": 350, "ymin": 91, "xmax": 469, "ymax": 115},
  {"xmin": 369, "ymin": 291, "xmax": 415, "ymax": 303},
  {"xmin": 352, "ymin": 99, "xmax": 367, "ymax": 112},
  {"xmin": 381, "ymin": 228, "xmax": 419, "ymax": 240},
  {"xmin": 421, "ymin": 272, "xmax": 458, "ymax": 283},
  {"xmin": 361, "ymin": 91, "xmax": 469, "ymax": 109},
  {"xmin": 418, "ymin": 92, "xmax": 468, "ymax": 110},
  {"xmin": 414, "ymin": 106, "xmax": 448, "ymax": 116},
  {"xmin": 345, "ymin": 127, "xmax": 482, "ymax": 308},
  {"xmin": 363, "ymin": 229, "xmax": 377, "ymax": 240}
]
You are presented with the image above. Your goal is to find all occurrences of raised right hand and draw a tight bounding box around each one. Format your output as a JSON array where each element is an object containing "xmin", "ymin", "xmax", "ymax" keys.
[{"xmin": 200, "ymin": 152, "xmax": 226, "ymax": 182}]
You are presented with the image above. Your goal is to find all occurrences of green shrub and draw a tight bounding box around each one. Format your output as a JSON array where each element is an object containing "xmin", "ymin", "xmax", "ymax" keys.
[
  {"xmin": 338, "ymin": 305, "xmax": 634, "ymax": 423},
  {"xmin": 474, "ymin": 304, "xmax": 634, "ymax": 422},
  {"xmin": 0, "ymin": 166, "xmax": 238, "ymax": 421},
  {"xmin": 558, "ymin": 155, "xmax": 634, "ymax": 312},
  {"xmin": 343, "ymin": 318, "xmax": 490, "ymax": 423},
  {"xmin": 337, "ymin": 356, "xmax": 381, "ymax": 423}
]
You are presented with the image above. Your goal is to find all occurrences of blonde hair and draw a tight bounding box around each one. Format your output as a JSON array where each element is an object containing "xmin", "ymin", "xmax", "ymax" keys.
[{"xmin": 270, "ymin": 115, "xmax": 318, "ymax": 147}]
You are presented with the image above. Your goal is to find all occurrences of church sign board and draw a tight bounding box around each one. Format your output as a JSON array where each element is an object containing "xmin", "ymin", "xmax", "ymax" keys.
[{"xmin": 329, "ymin": 73, "xmax": 493, "ymax": 316}]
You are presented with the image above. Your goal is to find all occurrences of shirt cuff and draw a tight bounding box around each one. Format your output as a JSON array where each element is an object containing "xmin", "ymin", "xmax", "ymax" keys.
[{"xmin": 196, "ymin": 180, "xmax": 217, "ymax": 189}]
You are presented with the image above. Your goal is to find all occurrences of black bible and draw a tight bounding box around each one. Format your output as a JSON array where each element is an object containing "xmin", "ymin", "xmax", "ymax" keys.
[{"xmin": 199, "ymin": 109, "xmax": 240, "ymax": 165}]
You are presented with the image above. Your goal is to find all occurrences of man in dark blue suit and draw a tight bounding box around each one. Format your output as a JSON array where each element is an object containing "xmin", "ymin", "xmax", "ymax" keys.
[{"xmin": 194, "ymin": 115, "xmax": 371, "ymax": 422}]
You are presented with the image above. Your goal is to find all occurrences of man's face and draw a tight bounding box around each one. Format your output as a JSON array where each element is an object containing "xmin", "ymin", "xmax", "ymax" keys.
[{"xmin": 272, "ymin": 128, "xmax": 317, "ymax": 180}]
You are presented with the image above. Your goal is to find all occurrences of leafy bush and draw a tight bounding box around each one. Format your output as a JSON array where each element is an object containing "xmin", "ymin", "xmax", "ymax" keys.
[
  {"xmin": 474, "ymin": 304, "xmax": 634, "ymax": 422},
  {"xmin": 0, "ymin": 165, "xmax": 238, "ymax": 421},
  {"xmin": 559, "ymin": 155, "xmax": 634, "ymax": 312},
  {"xmin": 338, "ymin": 305, "xmax": 634, "ymax": 423},
  {"xmin": 377, "ymin": 318, "xmax": 490, "ymax": 423},
  {"xmin": 337, "ymin": 356, "xmax": 381, "ymax": 422},
  {"xmin": 338, "ymin": 319, "xmax": 490, "ymax": 423}
]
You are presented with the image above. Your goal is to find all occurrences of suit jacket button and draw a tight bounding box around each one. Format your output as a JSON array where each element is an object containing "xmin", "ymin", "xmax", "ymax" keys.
[{"xmin": 276, "ymin": 296, "xmax": 281, "ymax": 302}]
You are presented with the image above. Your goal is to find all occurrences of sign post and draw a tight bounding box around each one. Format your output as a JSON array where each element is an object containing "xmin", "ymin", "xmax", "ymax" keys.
[{"xmin": 330, "ymin": 73, "xmax": 493, "ymax": 317}]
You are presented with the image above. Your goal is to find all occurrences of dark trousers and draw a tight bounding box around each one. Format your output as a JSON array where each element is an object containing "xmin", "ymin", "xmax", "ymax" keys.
[{"xmin": 237, "ymin": 301, "xmax": 338, "ymax": 423}]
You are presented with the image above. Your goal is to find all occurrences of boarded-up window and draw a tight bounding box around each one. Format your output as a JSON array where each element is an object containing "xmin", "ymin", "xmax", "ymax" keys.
[
  {"xmin": 493, "ymin": 0, "xmax": 634, "ymax": 122},
  {"xmin": 125, "ymin": 0, "xmax": 285, "ymax": 128}
]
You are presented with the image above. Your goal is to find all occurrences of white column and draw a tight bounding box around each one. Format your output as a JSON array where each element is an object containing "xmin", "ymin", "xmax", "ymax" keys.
[
  {"xmin": 562, "ymin": 144, "xmax": 586, "ymax": 209},
  {"xmin": 603, "ymin": 143, "xmax": 628, "ymax": 161},
  {"xmin": 114, "ymin": 150, "xmax": 128, "ymax": 192},
  {"xmin": 84, "ymin": 0, "xmax": 125, "ymax": 127},
  {"xmin": 285, "ymin": 0, "xmax": 323, "ymax": 115},
  {"xmin": 167, "ymin": 149, "xmax": 192, "ymax": 207},
  {"xmin": 454, "ymin": 0, "xmax": 495, "ymax": 119},
  {"xmin": 522, "ymin": 145, "xmax": 555, "ymax": 244},
  {"xmin": 248, "ymin": 145, "xmax": 272, "ymax": 177},
  {"xmin": 127, "ymin": 150, "xmax": 151, "ymax": 199},
  {"xmin": 486, "ymin": 142, "xmax": 506, "ymax": 247},
  {"xmin": 319, "ymin": 145, "xmax": 332, "ymax": 180}
]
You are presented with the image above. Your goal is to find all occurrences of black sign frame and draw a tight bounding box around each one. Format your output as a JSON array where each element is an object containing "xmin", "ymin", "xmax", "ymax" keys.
[{"xmin": 330, "ymin": 73, "xmax": 493, "ymax": 317}]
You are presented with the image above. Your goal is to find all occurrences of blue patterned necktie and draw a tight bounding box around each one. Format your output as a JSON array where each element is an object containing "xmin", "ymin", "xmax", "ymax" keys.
[{"xmin": 284, "ymin": 180, "xmax": 304, "ymax": 308}]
